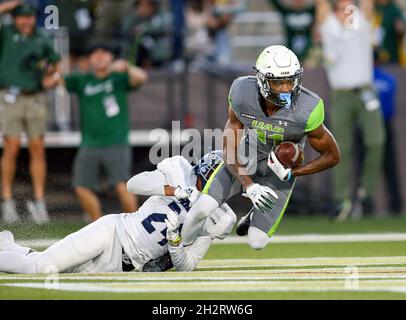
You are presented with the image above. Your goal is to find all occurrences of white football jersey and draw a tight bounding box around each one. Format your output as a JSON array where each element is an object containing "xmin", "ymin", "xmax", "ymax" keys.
[
  {"xmin": 117, "ymin": 195, "xmax": 192, "ymax": 266},
  {"xmin": 116, "ymin": 155, "xmax": 236, "ymax": 271}
]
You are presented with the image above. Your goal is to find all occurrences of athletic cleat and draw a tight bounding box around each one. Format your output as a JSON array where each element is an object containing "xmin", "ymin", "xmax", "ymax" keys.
[
  {"xmin": 0, "ymin": 230, "xmax": 15, "ymax": 251},
  {"xmin": 335, "ymin": 199, "xmax": 353, "ymax": 222},
  {"xmin": 1, "ymin": 198, "xmax": 20, "ymax": 224},
  {"xmin": 27, "ymin": 200, "xmax": 50, "ymax": 225},
  {"xmin": 236, "ymin": 210, "xmax": 253, "ymax": 236},
  {"xmin": 142, "ymin": 253, "xmax": 174, "ymax": 272},
  {"xmin": 351, "ymin": 188, "xmax": 373, "ymax": 220},
  {"xmin": 35, "ymin": 200, "xmax": 50, "ymax": 223}
]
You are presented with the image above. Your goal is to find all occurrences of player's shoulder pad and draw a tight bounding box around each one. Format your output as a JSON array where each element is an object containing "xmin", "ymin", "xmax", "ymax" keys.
[
  {"xmin": 228, "ymin": 76, "xmax": 257, "ymax": 110},
  {"xmin": 296, "ymin": 86, "xmax": 325, "ymax": 132}
]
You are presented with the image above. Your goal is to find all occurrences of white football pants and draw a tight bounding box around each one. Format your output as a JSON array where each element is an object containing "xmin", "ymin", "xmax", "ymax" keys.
[
  {"xmin": 247, "ymin": 226, "xmax": 271, "ymax": 250},
  {"xmin": 0, "ymin": 215, "xmax": 123, "ymax": 274}
]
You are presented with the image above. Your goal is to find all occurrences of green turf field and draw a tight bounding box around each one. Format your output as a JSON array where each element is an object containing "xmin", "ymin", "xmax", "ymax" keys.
[{"xmin": 1, "ymin": 215, "xmax": 406, "ymax": 300}]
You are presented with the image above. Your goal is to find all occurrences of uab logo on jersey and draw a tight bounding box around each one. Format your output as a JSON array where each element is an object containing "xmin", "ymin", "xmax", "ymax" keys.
[{"xmin": 251, "ymin": 120, "xmax": 285, "ymax": 144}]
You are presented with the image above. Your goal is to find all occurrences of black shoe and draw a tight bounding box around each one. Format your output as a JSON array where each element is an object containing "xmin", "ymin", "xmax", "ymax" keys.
[
  {"xmin": 142, "ymin": 253, "xmax": 174, "ymax": 272},
  {"xmin": 236, "ymin": 210, "xmax": 253, "ymax": 236}
]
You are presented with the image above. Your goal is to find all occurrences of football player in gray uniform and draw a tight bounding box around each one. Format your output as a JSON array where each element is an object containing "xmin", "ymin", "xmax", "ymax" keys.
[{"xmin": 181, "ymin": 45, "xmax": 340, "ymax": 250}]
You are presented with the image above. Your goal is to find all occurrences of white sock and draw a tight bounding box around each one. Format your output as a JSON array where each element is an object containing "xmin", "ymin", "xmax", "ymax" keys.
[
  {"xmin": 181, "ymin": 194, "xmax": 219, "ymax": 246},
  {"xmin": 0, "ymin": 251, "xmax": 37, "ymax": 274},
  {"xmin": 182, "ymin": 219, "xmax": 206, "ymax": 246}
]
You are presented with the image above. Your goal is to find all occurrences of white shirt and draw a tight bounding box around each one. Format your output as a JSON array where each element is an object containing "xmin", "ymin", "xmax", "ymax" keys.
[
  {"xmin": 118, "ymin": 156, "xmax": 236, "ymax": 271},
  {"xmin": 320, "ymin": 12, "xmax": 374, "ymax": 89}
]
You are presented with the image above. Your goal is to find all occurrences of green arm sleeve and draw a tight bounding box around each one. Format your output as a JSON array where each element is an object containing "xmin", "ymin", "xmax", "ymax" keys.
[{"xmin": 305, "ymin": 99, "xmax": 325, "ymax": 132}]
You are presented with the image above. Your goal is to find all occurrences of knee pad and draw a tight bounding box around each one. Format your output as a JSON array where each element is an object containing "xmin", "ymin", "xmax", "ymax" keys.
[{"xmin": 248, "ymin": 227, "xmax": 270, "ymax": 250}]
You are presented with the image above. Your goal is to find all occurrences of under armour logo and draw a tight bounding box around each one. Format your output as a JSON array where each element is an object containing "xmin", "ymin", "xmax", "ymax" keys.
[{"xmin": 278, "ymin": 121, "xmax": 288, "ymax": 126}]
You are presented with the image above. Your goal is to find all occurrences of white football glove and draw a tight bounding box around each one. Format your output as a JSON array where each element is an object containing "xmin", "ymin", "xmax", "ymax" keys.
[
  {"xmin": 267, "ymin": 151, "xmax": 292, "ymax": 181},
  {"xmin": 174, "ymin": 185, "xmax": 200, "ymax": 205},
  {"xmin": 244, "ymin": 183, "xmax": 279, "ymax": 213},
  {"xmin": 165, "ymin": 211, "xmax": 181, "ymax": 247},
  {"xmin": 185, "ymin": 186, "xmax": 200, "ymax": 205},
  {"xmin": 173, "ymin": 185, "xmax": 189, "ymax": 200}
]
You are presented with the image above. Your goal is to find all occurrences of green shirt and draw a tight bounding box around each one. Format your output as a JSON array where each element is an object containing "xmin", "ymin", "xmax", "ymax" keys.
[
  {"xmin": 65, "ymin": 72, "xmax": 133, "ymax": 148},
  {"xmin": 0, "ymin": 24, "xmax": 60, "ymax": 91},
  {"xmin": 269, "ymin": 0, "xmax": 315, "ymax": 62},
  {"xmin": 375, "ymin": 3, "xmax": 405, "ymax": 64},
  {"xmin": 120, "ymin": 11, "xmax": 171, "ymax": 65}
]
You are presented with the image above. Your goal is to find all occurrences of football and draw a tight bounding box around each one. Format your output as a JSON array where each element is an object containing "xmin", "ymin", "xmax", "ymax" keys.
[{"xmin": 274, "ymin": 141, "xmax": 304, "ymax": 169}]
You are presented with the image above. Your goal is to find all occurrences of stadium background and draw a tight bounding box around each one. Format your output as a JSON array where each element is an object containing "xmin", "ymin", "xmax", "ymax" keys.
[
  {"xmin": 1, "ymin": 0, "xmax": 406, "ymax": 301},
  {"xmin": 0, "ymin": 0, "xmax": 405, "ymax": 219}
]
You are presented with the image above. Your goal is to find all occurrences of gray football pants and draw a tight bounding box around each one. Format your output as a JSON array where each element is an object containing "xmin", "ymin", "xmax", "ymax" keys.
[{"xmin": 206, "ymin": 157, "xmax": 295, "ymax": 237}]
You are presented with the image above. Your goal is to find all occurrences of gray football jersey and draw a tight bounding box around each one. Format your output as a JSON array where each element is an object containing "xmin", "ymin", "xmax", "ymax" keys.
[{"xmin": 228, "ymin": 76, "xmax": 325, "ymax": 159}]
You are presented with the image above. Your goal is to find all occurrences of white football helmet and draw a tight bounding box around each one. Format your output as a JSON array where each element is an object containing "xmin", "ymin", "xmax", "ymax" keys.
[{"xmin": 254, "ymin": 45, "xmax": 303, "ymax": 108}]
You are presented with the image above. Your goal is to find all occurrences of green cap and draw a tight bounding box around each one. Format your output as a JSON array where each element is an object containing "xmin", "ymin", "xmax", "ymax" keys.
[{"xmin": 12, "ymin": 3, "xmax": 37, "ymax": 17}]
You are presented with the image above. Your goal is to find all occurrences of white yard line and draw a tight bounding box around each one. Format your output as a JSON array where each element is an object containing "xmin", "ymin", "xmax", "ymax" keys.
[
  {"xmin": 1, "ymin": 259, "xmax": 406, "ymax": 281},
  {"xmin": 3, "ymin": 280, "xmax": 406, "ymax": 294},
  {"xmin": 216, "ymin": 233, "xmax": 406, "ymax": 244},
  {"xmin": 1, "ymin": 256, "xmax": 406, "ymax": 280},
  {"xmin": 1, "ymin": 275, "xmax": 406, "ymax": 282},
  {"xmin": 198, "ymin": 256, "xmax": 406, "ymax": 268},
  {"xmin": 17, "ymin": 233, "xmax": 406, "ymax": 248},
  {"xmin": 2, "ymin": 256, "xmax": 406, "ymax": 295}
]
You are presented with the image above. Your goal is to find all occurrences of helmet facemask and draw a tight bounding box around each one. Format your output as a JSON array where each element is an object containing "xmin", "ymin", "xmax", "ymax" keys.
[
  {"xmin": 193, "ymin": 151, "xmax": 223, "ymax": 190},
  {"xmin": 255, "ymin": 67, "xmax": 303, "ymax": 109}
]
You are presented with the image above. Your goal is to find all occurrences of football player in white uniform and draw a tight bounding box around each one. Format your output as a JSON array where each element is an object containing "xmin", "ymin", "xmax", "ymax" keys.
[{"xmin": 0, "ymin": 151, "xmax": 236, "ymax": 274}]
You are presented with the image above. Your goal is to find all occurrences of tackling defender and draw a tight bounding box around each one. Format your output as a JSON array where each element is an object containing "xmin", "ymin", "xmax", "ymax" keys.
[
  {"xmin": 0, "ymin": 151, "xmax": 235, "ymax": 274},
  {"xmin": 181, "ymin": 45, "xmax": 340, "ymax": 250}
]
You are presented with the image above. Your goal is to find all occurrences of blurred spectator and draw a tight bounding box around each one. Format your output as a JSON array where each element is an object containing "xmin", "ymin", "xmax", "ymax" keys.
[
  {"xmin": 43, "ymin": 43, "xmax": 148, "ymax": 221},
  {"xmin": 25, "ymin": 0, "xmax": 54, "ymax": 27},
  {"xmin": 170, "ymin": 0, "xmax": 186, "ymax": 60},
  {"xmin": 373, "ymin": 0, "xmax": 405, "ymax": 65},
  {"xmin": 0, "ymin": 1, "xmax": 61, "ymax": 224},
  {"xmin": 209, "ymin": 0, "xmax": 240, "ymax": 64},
  {"xmin": 184, "ymin": 0, "xmax": 214, "ymax": 64},
  {"xmin": 0, "ymin": 0, "xmax": 17, "ymax": 24},
  {"xmin": 269, "ymin": 0, "xmax": 316, "ymax": 63},
  {"xmin": 55, "ymin": 0, "xmax": 95, "ymax": 71},
  {"xmin": 120, "ymin": 0, "xmax": 172, "ymax": 68},
  {"xmin": 373, "ymin": 62, "xmax": 403, "ymax": 214},
  {"xmin": 93, "ymin": 0, "xmax": 134, "ymax": 43},
  {"xmin": 318, "ymin": 0, "xmax": 385, "ymax": 220},
  {"xmin": 184, "ymin": 0, "xmax": 236, "ymax": 67}
]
